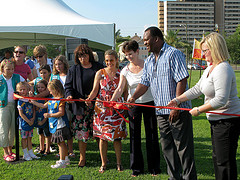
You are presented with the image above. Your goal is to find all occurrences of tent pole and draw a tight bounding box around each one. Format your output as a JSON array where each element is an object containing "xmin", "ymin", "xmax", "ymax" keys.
[
  {"xmin": 34, "ymin": 33, "xmax": 36, "ymax": 43},
  {"xmin": 113, "ymin": 23, "xmax": 116, "ymax": 50},
  {"xmin": 14, "ymin": 93, "xmax": 19, "ymax": 161}
]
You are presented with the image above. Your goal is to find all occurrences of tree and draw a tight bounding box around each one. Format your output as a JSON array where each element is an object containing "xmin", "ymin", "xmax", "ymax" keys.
[
  {"xmin": 226, "ymin": 25, "xmax": 240, "ymax": 64},
  {"xmin": 26, "ymin": 44, "xmax": 63, "ymax": 58},
  {"xmin": 115, "ymin": 29, "xmax": 130, "ymax": 52},
  {"xmin": 164, "ymin": 30, "xmax": 182, "ymax": 48},
  {"xmin": 164, "ymin": 30, "xmax": 192, "ymax": 63}
]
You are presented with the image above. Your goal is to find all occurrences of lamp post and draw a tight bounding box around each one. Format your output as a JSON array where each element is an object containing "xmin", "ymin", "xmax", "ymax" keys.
[{"xmin": 180, "ymin": 23, "xmax": 188, "ymax": 64}]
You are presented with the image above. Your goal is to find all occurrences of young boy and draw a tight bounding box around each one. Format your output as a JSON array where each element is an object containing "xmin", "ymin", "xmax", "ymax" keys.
[{"xmin": 17, "ymin": 82, "xmax": 40, "ymax": 161}]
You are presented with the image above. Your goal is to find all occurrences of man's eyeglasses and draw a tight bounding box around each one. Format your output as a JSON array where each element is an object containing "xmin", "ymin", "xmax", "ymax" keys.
[{"xmin": 14, "ymin": 51, "xmax": 24, "ymax": 54}]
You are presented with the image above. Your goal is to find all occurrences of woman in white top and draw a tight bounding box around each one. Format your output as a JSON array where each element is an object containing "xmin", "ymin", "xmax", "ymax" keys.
[
  {"xmin": 111, "ymin": 40, "xmax": 160, "ymax": 177},
  {"xmin": 168, "ymin": 32, "xmax": 240, "ymax": 180}
]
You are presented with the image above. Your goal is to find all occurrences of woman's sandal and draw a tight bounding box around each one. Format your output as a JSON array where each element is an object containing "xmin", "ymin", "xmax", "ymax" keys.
[
  {"xmin": 3, "ymin": 155, "xmax": 15, "ymax": 162},
  {"xmin": 9, "ymin": 153, "xmax": 16, "ymax": 158},
  {"xmin": 117, "ymin": 164, "xmax": 123, "ymax": 172},
  {"xmin": 99, "ymin": 166, "xmax": 106, "ymax": 173},
  {"xmin": 44, "ymin": 151, "xmax": 51, "ymax": 156},
  {"xmin": 78, "ymin": 160, "xmax": 86, "ymax": 168}
]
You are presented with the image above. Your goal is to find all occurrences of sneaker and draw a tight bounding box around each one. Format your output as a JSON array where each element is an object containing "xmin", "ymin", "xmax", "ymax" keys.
[
  {"xmin": 51, "ymin": 162, "xmax": 66, "ymax": 168},
  {"xmin": 29, "ymin": 154, "xmax": 41, "ymax": 159},
  {"xmin": 56, "ymin": 159, "xmax": 70, "ymax": 165},
  {"xmin": 50, "ymin": 145, "xmax": 57, "ymax": 153},
  {"xmin": 23, "ymin": 154, "xmax": 32, "ymax": 161},
  {"xmin": 34, "ymin": 146, "xmax": 40, "ymax": 153}
]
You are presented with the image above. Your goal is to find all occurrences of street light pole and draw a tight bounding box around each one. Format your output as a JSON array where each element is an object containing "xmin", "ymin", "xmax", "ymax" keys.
[{"xmin": 180, "ymin": 23, "xmax": 188, "ymax": 64}]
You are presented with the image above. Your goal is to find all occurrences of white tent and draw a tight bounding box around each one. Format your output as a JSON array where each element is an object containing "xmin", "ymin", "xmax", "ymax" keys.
[{"xmin": 0, "ymin": 0, "xmax": 115, "ymax": 50}]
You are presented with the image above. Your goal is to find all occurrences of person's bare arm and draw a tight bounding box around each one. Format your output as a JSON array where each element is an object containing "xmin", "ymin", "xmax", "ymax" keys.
[
  {"xmin": 111, "ymin": 74, "xmax": 127, "ymax": 101},
  {"xmin": 32, "ymin": 67, "xmax": 38, "ymax": 79},
  {"xmin": 38, "ymin": 117, "xmax": 47, "ymax": 126},
  {"xmin": 30, "ymin": 101, "xmax": 48, "ymax": 109},
  {"xmin": 127, "ymin": 83, "xmax": 148, "ymax": 107},
  {"xmin": 18, "ymin": 109, "xmax": 34, "ymax": 126},
  {"xmin": 27, "ymin": 72, "xmax": 34, "ymax": 81},
  {"xmin": 34, "ymin": 89, "xmax": 50, "ymax": 98}
]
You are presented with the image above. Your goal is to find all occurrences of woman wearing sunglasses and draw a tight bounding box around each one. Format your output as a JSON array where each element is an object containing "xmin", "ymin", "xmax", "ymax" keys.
[
  {"xmin": 33, "ymin": 45, "xmax": 51, "ymax": 77},
  {"xmin": 13, "ymin": 46, "xmax": 33, "ymax": 81}
]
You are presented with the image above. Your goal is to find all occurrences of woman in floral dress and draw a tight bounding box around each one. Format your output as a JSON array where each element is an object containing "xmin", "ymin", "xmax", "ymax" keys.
[{"xmin": 86, "ymin": 49, "xmax": 127, "ymax": 173}]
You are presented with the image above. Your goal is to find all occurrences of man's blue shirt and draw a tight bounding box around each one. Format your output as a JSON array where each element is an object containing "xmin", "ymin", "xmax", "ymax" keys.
[{"xmin": 140, "ymin": 43, "xmax": 192, "ymax": 115}]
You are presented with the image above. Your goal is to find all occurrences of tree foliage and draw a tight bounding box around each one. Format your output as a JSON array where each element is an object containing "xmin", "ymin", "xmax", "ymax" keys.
[
  {"xmin": 115, "ymin": 29, "xmax": 130, "ymax": 52},
  {"xmin": 226, "ymin": 25, "xmax": 240, "ymax": 64},
  {"xmin": 164, "ymin": 29, "xmax": 192, "ymax": 63},
  {"xmin": 164, "ymin": 30, "xmax": 182, "ymax": 48},
  {"xmin": 26, "ymin": 44, "xmax": 63, "ymax": 58}
]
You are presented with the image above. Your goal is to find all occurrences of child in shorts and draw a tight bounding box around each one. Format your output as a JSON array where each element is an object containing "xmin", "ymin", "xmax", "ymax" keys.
[
  {"xmin": 35, "ymin": 80, "xmax": 51, "ymax": 155},
  {"xmin": 17, "ymin": 82, "xmax": 40, "ymax": 161},
  {"xmin": 31, "ymin": 79, "xmax": 71, "ymax": 168}
]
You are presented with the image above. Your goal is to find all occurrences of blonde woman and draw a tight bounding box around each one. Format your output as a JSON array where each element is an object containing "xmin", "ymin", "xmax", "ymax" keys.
[{"xmin": 168, "ymin": 32, "xmax": 240, "ymax": 180}]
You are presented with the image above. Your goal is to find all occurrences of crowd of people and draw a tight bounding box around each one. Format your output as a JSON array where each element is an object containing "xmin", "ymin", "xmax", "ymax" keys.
[{"xmin": 0, "ymin": 26, "xmax": 239, "ymax": 180}]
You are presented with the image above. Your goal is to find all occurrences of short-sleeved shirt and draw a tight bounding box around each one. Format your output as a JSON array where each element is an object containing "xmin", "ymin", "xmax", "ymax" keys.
[
  {"xmin": 25, "ymin": 60, "xmax": 35, "ymax": 69},
  {"xmin": 14, "ymin": 63, "xmax": 31, "ymax": 80},
  {"xmin": 121, "ymin": 65, "xmax": 153, "ymax": 103},
  {"xmin": 140, "ymin": 43, "xmax": 191, "ymax": 115},
  {"xmin": 17, "ymin": 99, "xmax": 34, "ymax": 131}
]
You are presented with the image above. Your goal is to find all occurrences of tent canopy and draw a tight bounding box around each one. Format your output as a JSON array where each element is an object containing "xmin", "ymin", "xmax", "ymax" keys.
[{"xmin": 0, "ymin": 0, "xmax": 115, "ymax": 50}]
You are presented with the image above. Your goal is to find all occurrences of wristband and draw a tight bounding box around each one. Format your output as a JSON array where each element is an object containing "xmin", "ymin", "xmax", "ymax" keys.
[
  {"xmin": 174, "ymin": 98, "xmax": 181, "ymax": 106},
  {"xmin": 197, "ymin": 107, "xmax": 201, "ymax": 115}
]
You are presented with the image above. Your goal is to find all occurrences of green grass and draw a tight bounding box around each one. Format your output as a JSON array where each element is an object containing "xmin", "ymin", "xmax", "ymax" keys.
[{"xmin": 0, "ymin": 70, "xmax": 240, "ymax": 179}]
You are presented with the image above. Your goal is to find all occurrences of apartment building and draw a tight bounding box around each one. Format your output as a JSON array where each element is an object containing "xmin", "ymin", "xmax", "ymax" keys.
[
  {"xmin": 158, "ymin": 0, "xmax": 215, "ymax": 43},
  {"xmin": 224, "ymin": 0, "xmax": 240, "ymax": 35},
  {"xmin": 158, "ymin": 0, "xmax": 240, "ymax": 43}
]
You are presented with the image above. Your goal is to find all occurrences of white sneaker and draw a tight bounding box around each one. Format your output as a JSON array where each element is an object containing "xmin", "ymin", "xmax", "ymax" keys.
[
  {"xmin": 51, "ymin": 162, "xmax": 66, "ymax": 168},
  {"xmin": 50, "ymin": 146, "xmax": 57, "ymax": 153},
  {"xmin": 23, "ymin": 154, "xmax": 32, "ymax": 161},
  {"xmin": 34, "ymin": 147, "xmax": 40, "ymax": 152},
  {"xmin": 56, "ymin": 159, "xmax": 70, "ymax": 165},
  {"xmin": 29, "ymin": 154, "xmax": 41, "ymax": 159}
]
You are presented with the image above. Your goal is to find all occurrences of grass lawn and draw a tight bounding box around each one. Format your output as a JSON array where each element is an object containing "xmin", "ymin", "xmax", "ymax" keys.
[{"xmin": 0, "ymin": 70, "xmax": 240, "ymax": 179}]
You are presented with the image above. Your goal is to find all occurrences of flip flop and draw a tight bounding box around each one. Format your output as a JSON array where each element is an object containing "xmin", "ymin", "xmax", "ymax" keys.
[
  {"xmin": 68, "ymin": 153, "xmax": 75, "ymax": 158},
  {"xmin": 3, "ymin": 155, "xmax": 15, "ymax": 162},
  {"xmin": 9, "ymin": 153, "xmax": 16, "ymax": 158}
]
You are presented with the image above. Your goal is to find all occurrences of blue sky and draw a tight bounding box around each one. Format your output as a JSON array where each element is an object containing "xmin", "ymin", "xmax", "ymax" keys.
[{"xmin": 63, "ymin": 0, "xmax": 161, "ymax": 37}]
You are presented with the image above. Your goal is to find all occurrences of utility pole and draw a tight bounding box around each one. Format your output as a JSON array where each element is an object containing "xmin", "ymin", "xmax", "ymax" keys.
[{"xmin": 180, "ymin": 23, "xmax": 188, "ymax": 64}]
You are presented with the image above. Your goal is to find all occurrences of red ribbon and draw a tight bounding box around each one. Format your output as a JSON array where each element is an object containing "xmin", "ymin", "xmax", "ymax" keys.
[
  {"xmin": 103, "ymin": 101, "xmax": 130, "ymax": 123},
  {"xmin": 13, "ymin": 93, "xmax": 240, "ymax": 118}
]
